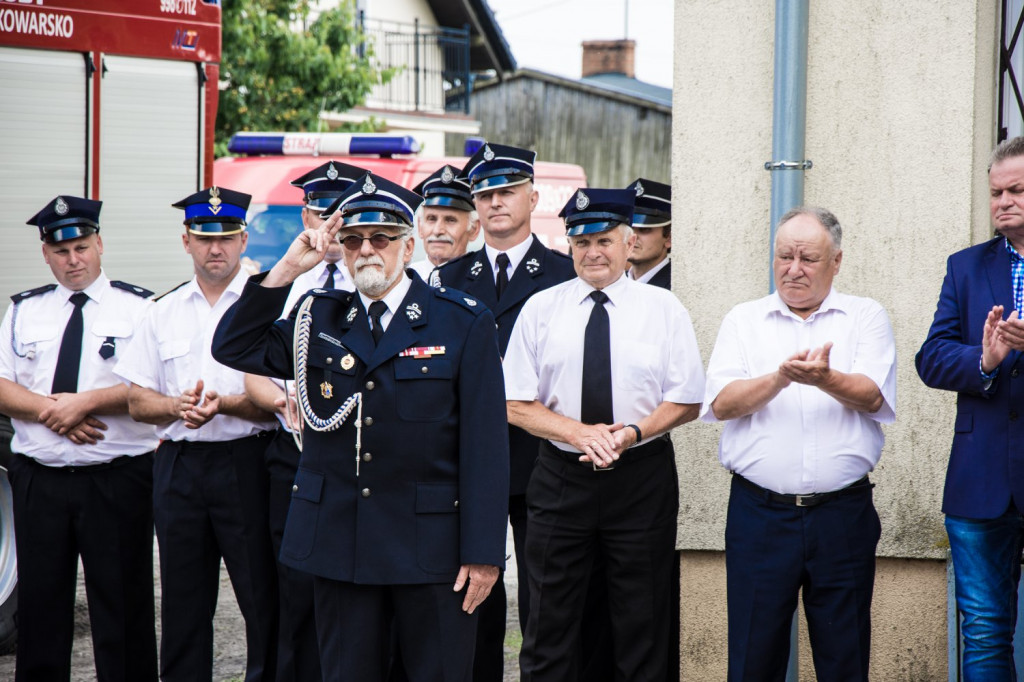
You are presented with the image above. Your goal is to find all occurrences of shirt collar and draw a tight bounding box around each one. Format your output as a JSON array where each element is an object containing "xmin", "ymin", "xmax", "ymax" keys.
[
  {"xmin": 183, "ymin": 266, "xmax": 250, "ymax": 302},
  {"xmin": 55, "ymin": 269, "xmax": 109, "ymax": 305},
  {"xmin": 575, "ymin": 271, "xmax": 629, "ymax": 305},
  {"xmin": 357, "ymin": 271, "xmax": 412, "ymax": 315},
  {"xmin": 485, "ymin": 234, "xmax": 534, "ymax": 275},
  {"xmin": 766, "ymin": 287, "xmax": 845, "ymax": 320},
  {"xmin": 628, "ymin": 256, "xmax": 670, "ymax": 283},
  {"xmin": 1005, "ymin": 236, "xmax": 1024, "ymax": 262}
]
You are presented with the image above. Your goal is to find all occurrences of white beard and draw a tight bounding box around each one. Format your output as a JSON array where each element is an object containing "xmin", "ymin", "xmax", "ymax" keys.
[{"xmin": 353, "ymin": 255, "xmax": 402, "ymax": 297}]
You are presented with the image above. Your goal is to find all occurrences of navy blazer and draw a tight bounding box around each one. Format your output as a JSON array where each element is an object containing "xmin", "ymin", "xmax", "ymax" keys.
[
  {"xmin": 438, "ymin": 235, "xmax": 575, "ymax": 495},
  {"xmin": 916, "ymin": 237, "xmax": 1024, "ymax": 518},
  {"xmin": 212, "ymin": 272, "xmax": 510, "ymax": 585},
  {"xmin": 647, "ymin": 261, "xmax": 671, "ymax": 290}
]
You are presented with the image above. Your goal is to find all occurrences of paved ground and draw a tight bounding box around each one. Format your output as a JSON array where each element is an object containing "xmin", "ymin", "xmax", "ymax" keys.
[{"xmin": 0, "ymin": 526, "xmax": 523, "ymax": 681}]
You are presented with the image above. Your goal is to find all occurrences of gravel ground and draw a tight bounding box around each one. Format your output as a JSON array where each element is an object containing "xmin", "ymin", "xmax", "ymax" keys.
[{"xmin": 0, "ymin": 526, "xmax": 523, "ymax": 681}]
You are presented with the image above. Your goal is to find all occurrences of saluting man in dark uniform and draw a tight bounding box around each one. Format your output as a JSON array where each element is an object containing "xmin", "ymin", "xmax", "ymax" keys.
[
  {"xmin": 436, "ymin": 142, "xmax": 575, "ymax": 680},
  {"xmin": 243, "ymin": 159, "xmax": 364, "ymax": 682},
  {"xmin": 212, "ymin": 172, "xmax": 510, "ymax": 682},
  {"xmin": 0, "ymin": 196, "xmax": 159, "ymax": 681},
  {"xmin": 114, "ymin": 187, "xmax": 279, "ymax": 682},
  {"xmin": 625, "ymin": 178, "xmax": 672, "ymax": 290}
]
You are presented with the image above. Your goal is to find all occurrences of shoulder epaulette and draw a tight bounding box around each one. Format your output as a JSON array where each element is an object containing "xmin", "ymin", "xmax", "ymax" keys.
[
  {"xmin": 154, "ymin": 281, "xmax": 189, "ymax": 302},
  {"xmin": 549, "ymin": 249, "xmax": 572, "ymax": 261},
  {"xmin": 10, "ymin": 284, "xmax": 56, "ymax": 304},
  {"xmin": 308, "ymin": 288, "xmax": 355, "ymax": 303},
  {"xmin": 110, "ymin": 280, "xmax": 154, "ymax": 298},
  {"xmin": 433, "ymin": 285, "xmax": 485, "ymax": 314}
]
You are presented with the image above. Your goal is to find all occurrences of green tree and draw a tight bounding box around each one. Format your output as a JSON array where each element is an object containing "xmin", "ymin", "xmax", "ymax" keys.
[{"xmin": 216, "ymin": 0, "xmax": 392, "ymax": 156}]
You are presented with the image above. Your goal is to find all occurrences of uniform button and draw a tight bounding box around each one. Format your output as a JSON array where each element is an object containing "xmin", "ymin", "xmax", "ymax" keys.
[
  {"xmin": 364, "ymin": 417, "xmax": 374, "ymax": 426},
  {"xmin": 363, "ymin": 452, "xmax": 372, "ymax": 462},
  {"xmin": 361, "ymin": 488, "xmax": 371, "ymax": 498},
  {"xmin": 1013, "ymin": 368, "xmax": 1020, "ymax": 378},
  {"xmin": 439, "ymin": 287, "xmax": 447, "ymax": 292},
  {"xmin": 292, "ymin": 484, "xmax": 298, "ymax": 492},
  {"xmin": 326, "ymin": 357, "xmax": 333, "ymax": 365},
  {"xmin": 365, "ymin": 380, "xmax": 375, "ymax": 390},
  {"xmin": 1012, "ymin": 411, "xmax": 1019, "ymax": 422},
  {"xmin": 495, "ymin": 323, "xmax": 499, "ymax": 331},
  {"xmin": 454, "ymin": 500, "xmax": 459, "ymax": 508},
  {"xmin": 421, "ymin": 366, "xmax": 429, "ymax": 374}
]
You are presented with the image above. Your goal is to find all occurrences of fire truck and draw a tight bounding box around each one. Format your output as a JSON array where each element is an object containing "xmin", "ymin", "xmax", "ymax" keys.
[
  {"xmin": 0, "ymin": 0, "xmax": 222, "ymax": 650},
  {"xmin": 214, "ymin": 131, "xmax": 587, "ymax": 270}
]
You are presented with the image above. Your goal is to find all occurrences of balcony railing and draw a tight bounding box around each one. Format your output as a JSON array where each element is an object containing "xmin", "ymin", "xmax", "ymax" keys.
[{"xmin": 358, "ymin": 13, "xmax": 473, "ymax": 115}]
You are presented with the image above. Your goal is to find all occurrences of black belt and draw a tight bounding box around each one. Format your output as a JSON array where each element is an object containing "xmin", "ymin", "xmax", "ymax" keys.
[
  {"xmin": 733, "ymin": 473, "xmax": 873, "ymax": 507},
  {"xmin": 541, "ymin": 433, "xmax": 670, "ymax": 471},
  {"xmin": 15, "ymin": 452, "xmax": 144, "ymax": 473}
]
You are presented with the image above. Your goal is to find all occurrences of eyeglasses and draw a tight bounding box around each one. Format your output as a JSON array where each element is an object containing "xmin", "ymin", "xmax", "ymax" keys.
[{"xmin": 340, "ymin": 233, "xmax": 404, "ymax": 251}]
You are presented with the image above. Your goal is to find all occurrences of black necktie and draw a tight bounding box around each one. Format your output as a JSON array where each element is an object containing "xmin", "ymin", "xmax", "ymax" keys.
[
  {"xmin": 324, "ymin": 263, "xmax": 338, "ymax": 290},
  {"xmin": 581, "ymin": 290, "xmax": 613, "ymax": 425},
  {"xmin": 368, "ymin": 301, "xmax": 387, "ymax": 345},
  {"xmin": 52, "ymin": 292, "xmax": 89, "ymax": 394},
  {"xmin": 495, "ymin": 253, "xmax": 511, "ymax": 300}
]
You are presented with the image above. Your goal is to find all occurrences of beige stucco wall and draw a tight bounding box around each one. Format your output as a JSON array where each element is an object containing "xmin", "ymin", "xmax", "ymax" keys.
[{"xmin": 672, "ymin": 0, "xmax": 1000, "ymax": 677}]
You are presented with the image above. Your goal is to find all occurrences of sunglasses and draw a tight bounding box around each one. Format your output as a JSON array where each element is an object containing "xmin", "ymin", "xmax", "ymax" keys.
[{"xmin": 340, "ymin": 233, "xmax": 404, "ymax": 251}]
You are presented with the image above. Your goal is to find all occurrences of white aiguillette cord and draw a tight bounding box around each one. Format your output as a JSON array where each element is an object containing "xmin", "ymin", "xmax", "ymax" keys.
[{"xmin": 291, "ymin": 295, "xmax": 364, "ymax": 475}]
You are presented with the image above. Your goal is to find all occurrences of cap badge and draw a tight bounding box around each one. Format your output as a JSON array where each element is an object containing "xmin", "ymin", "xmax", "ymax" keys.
[
  {"xmin": 635, "ymin": 181, "xmax": 645, "ymax": 197},
  {"xmin": 54, "ymin": 197, "xmax": 69, "ymax": 216},
  {"xmin": 470, "ymin": 260, "xmax": 484, "ymax": 277},
  {"xmin": 340, "ymin": 353, "xmax": 355, "ymax": 370},
  {"xmin": 208, "ymin": 186, "xmax": 223, "ymax": 215},
  {"xmin": 405, "ymin": 302, "xmax": 423, "ymax": 321},
  {"xmin": 576, "ymin": 191, "xmax": 590, "ymax": 211},
  {"xmin": 346, "ymin": 306, "xmax": 359, "ymax": 323},
  {"xmin": 482, "ymin": 144, "xmax": 495, "ymax": 162},
  {"xmin": 464, "ymin": 297, "xmax": 477, "ymax": 307},
  {"xmin": 326, "ymin": 162, "xmax": 339, "ymax": 181},
  {"xmin": 362, "ymin": 177, "xmax": 377, "ymax": 195},
  {"xmin": 441, "ymin": 166, "xmax": 455, "ymax": 184},
  {"xmin": 525, "ymin": 257, "xmax": 540, "ymax": 274}
]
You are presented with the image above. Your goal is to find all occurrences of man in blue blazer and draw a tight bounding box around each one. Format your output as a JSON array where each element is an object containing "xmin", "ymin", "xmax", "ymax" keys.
[
  {"xmin": 436, "ymin": 142, "xmax": 575, "ymax": 681},
  {"xmin": 213, "ymin": 173, "xmax": 509, "ymax": 682},
  {"xmin": 917, "ymin": 135, "xmax": 1024, "ymax": 679}
]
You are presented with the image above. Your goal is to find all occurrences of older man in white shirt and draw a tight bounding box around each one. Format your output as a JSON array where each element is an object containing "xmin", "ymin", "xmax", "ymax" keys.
[{"xmin": 702, "ymin": 206, "xmax": 896, "ymax": 682}]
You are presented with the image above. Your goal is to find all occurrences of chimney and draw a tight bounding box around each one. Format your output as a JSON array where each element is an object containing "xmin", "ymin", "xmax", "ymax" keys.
[{"xmin": 581, "ymin": 39, "xmax": 636, "ymax": 79}]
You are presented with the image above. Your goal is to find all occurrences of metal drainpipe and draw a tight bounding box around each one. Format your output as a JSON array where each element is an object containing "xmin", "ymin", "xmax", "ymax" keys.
[
  {"xmin": 765, "ymin": 0, "xmax": 812, "ymax": 294},
  {"xmin": 765, "ymin": 3, "xmax": 811, "ymax": 679}
]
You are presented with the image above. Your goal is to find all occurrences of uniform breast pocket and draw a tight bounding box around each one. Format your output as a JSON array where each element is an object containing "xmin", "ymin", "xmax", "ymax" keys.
[
  {"xmin": 16, "ymin": 321, "xmax": 58, "ymax": 362},
  {"xmin": 91, "ymin": 319, "xmax": 132, "ymax": 362},
  {"xmin": 415, "ymin": 482, "xmax": 460, "ymax": 574},
  {"xmin": 394, "ymin": 357, "xmax": 454, "ymax": 421},
  {"xmin": 305, "ymin": 340, "xmax": 357, "ymax": 415},
  {"xmin": 158, "ymin": 339, "xmax": 193, "ymax": 393}
]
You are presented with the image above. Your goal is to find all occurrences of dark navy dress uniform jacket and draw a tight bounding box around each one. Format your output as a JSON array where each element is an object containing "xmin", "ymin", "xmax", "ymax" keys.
[
  {"xmin": 437, "ymin": 235, "xmax": 575, "ymax": 495},
  {"xmin": 916, "ymin": 236, "xmax": 1024, "ymax": 518},
  {"xmin": 212, "ymin": 271, "xmax": 510, "ymax": 585}
]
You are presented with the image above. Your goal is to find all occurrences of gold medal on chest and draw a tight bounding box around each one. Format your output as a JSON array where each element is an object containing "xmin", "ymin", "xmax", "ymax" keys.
[
  {"xmin": 340, "ymin": 353, "xmax": 355, "ymax": 370},
  {"xmin": 320, "ymin": 381, "xmax": 333, "ymax": 399}
]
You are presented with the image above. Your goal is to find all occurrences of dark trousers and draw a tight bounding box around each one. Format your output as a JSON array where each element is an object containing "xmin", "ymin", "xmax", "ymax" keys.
[
  {"xmin": 9, "ymin": 452, "xmax": 157, "ymax": 682},
  {"xmin": 521, "ymin": 439, "xmax": 677, "ymax": 682},
  {"xmin": 725, "ymin": 475, "xmax": 880, "ymax": 682},
  {"xmin": 315, "ymin": 577, "xmax": 479, "ymax": 682},
  {"xmin": 154, "ymin": 433, "xmax": 278, "ymax": 682},
  {"xmin": 266, "ymin": 430, "xmax": 322, "ymax": 682}
]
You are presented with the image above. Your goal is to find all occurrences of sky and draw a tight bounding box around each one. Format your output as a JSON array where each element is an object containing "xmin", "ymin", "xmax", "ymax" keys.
[{"xmin": 484, "ymin": 0, "xmax": 673, "ymax": 88}]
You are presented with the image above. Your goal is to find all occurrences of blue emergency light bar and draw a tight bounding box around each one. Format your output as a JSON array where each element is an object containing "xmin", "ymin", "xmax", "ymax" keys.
[{"xmin": 228, "ymin": 132, "xmax": 421, "ymax": 157}]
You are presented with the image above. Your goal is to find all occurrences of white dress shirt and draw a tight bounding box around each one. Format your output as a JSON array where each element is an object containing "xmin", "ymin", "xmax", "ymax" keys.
[
  {"xmin": 357, "ymin": 272, "xmax": 413, "ymax": 334},
  {"xmin": 503, "ymin": 274, "xmax": 705, "ymax": 452},
  {"xmin": 485, "ymin": 236, "xmax": 533, "ymax": 285},
  {"xmin": 408, "ymin": 259, "xmax": 436, "ymax": 281},
  {"xmin": 628, "ymin": 256, "xmax": 670, "ymax": 284},
  {"xmin": 701, "ymin": 289, "xmax": 897, "ymax": 494},
  {"xmin": 114, "ymin": 268, "xmax": 277, "ymax": 442},
  {"xmin": 282, "ymin": 260, "xmax": 352, "ymax": 315},
  {"xmin": 0, "ymin": 271, "xmax": 158, "ymax": 465}
]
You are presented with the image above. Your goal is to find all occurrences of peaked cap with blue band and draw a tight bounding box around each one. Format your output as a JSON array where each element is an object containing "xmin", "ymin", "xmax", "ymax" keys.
[
  {"xmin": 460, "ymin": 142, "xmax": 535, "ymax": 194},
  {"xmin": 412, "ymin": 164, "xmax": 474, "ymax": 212},
  {"xmin": 290, "ymin": 160, "xmax": 366, "ymax": 210},
  {"xmin": 172, "ymin": 186, "xmax": 251, "ymax": 235},
  {"xmin": 321, "ymin": 172, "xmax": 423, "ymax": 229},
  {"xmin": 27, "ymin": 195, "xmax": 102, "ymax": 244},
  {"xmin": 559, "ymin": 188, "xmax": 635, "ymax": 237},
  {"xmin": 627, "ymin": 178, "xmax": 671, "ymax": 228}
]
